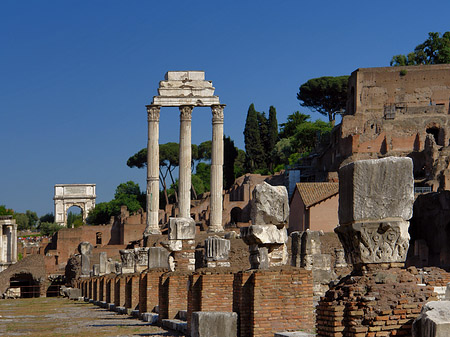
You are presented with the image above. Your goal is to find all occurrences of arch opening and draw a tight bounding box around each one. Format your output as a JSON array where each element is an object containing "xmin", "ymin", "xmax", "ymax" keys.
[{"xmin": 67, "ymin": 206, "xmax": 83, "ymax": 228}]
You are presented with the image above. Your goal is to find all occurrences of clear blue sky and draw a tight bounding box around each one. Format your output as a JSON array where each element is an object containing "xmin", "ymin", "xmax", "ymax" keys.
[{"xmin": 1, "ymin": 0, "xmax": 449, "ymax": 216}]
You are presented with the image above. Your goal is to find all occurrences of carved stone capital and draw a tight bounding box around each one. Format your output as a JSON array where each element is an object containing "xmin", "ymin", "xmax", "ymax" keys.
[
  {"xmin": 147, "ymin": 105, "xmax": 160, "ymax": 122},
  {"xmin": 335, "ymin": 220, "xmax": 410, "ymax": 267},
  {"xmin": 211, "ymin": 104, "xmax": 225, "ymax": 123},
  {"xmin": 179, "ymin": 105, "xmax": 193, "ymax": 121}
]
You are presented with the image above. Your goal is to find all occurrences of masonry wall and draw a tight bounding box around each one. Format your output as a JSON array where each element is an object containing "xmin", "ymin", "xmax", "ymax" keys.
[
  {"xmin": 288, "ymin": 189, "xmax": 306, "ymax": 233},
  {"xmin": 158, "ymin": 272, "xmax": 190, "ymax": 322},
  {"xmin": 187, "ymin": 271, "xmax": 235, "ymax": 332},
  {"xmin": 233, "ymin": 268, "xmax": 314, "ymax": 337},
  {"xmin": 139, "ymin": 270, "xmax": 166, "ymax": 314}
]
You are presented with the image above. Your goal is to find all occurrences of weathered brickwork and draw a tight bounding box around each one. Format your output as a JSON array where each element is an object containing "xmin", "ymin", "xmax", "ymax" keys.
[
  {"xmin": 316, "ymin": 268, "xmax": 437, "ymax": 337},
  {"xmin": 233, "ymin": 267, "xmax": 314, "ymax": 337},
  {"xmin": 158, "ymin": 272, "xmax": 190, "ymax": 322},
  {"xmin": 114, "ymin": 275, "xmax": 126, "ymax": 307},
  {"xmin": 187, "ymin": 271, "xmax": 235, "ymax": 332},
  {"xmin": 125, "ymin": 274, "xmax": 140, "ymax": 310},
  {"xmin": 139, "ymin": 270, "xmax": 165, "ymax": 314}
]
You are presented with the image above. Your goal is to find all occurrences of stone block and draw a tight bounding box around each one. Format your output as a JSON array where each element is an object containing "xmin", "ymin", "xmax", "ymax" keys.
[
  {"xmin": 249, "ymin": 245, "xmax": 270, "ymax": 270},
  {"xmin": 78, "ymin": 242, "xmax": 93, "ymax": 276},
  {"xmin": 335, "ymin": 220, "xmax": 410, "ymax": 265},
  {"xmin": 274, "ymin": 332, "xmax": 316, "ymax": 337},
  {"xmin": 250, "ymin": 182, "xmax": 289, "ymax": 226},
  {"xmin": 119, "ymin": 249, "xmax": 135, "ymax": 274},
  {"xmin": 165, "ymin": 71, "xmax": 205, "ymax": 81},
  {"xmin": 241, "ymin": 225, "xmax": 288, "ymax": 246},
  {"xmin": 191, "ymin": 312, "xmax": 237, "ymax": 337},
  {"xmin": 168, "ymin": 217, "xmax": 196, "ymax": 240},
  {"xmin": 92, "ymin": 264, "xmax": 99, "ymax": 276},
  {"xmin": 99, "ymin": 252, "xmax": 107, "ymax": 275},
  {"xmin": 148, "ymin": 247, "xmax": 170, "ymax": 269},
  {"xmin": 338, "ymin": 157, "xmax": 414, "ymax": 224},
  {"xmin": 205, "ymin": 236, "xmax": 230, "ymax": 261},
  {"xmin": 135, "ymin": 247, "xmax": 149, "ymax": 272},
  {"xmin": 412, "ymin": 301, "xmax": 450, "ymax": 337}
]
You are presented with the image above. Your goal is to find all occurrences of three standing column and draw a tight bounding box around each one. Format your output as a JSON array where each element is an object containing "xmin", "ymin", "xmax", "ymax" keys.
[
  {"xmin": 209, "ymin": 104, "xmax": 225, "ymax": 232},
  {"xmin": 178, "ymin": 106, "xmax": 194, "ymax": 218},
  {"xmin": 145, "ymin": 105, "xmax": 161, "ymax": 236}
]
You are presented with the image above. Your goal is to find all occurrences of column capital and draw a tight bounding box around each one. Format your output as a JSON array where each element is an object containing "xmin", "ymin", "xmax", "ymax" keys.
[
  {"xmin": 179, "ymin": 105, "xmax": 194, "ymax": 121},
  {"xmin": 147, "ymin": 105, "xmax": 160, "ymax": 122},
  {"xmin": 211, "ymin": 104, "xmax": 225, "ymax": 123}
]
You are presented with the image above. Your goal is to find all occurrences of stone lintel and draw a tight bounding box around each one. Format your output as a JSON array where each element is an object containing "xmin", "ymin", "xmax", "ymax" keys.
[
  {"xmin": 152, "ymin": 96, "xmax": 220, "ymax": 107},
  {"xmin": 165, "ymin": 71, "xmax": 205, "ymax": 81}
]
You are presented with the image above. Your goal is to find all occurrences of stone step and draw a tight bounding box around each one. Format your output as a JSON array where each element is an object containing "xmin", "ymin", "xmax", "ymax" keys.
[
  {"xmin": 131, "ymin": 310, "xmax": 140, "ymax": 318},
  {"xmin": 178, "ymin": 310, "xmax": 187, "ymax": 321},
  {"xmin": 161, "ymin": 319, "xmax": 188, "ymax": 334},
  {"xmin": 274, "ymin": 332, "xmax": 316, "ymax": 337},
  {"xmin": 142, "ymin": 312, "xmax": 159, "ymax": 324}
]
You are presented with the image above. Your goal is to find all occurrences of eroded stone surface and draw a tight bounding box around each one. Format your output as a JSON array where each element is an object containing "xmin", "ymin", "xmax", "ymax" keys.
[
  {"xmin": 241, "ymin": 225, "xmax": 287, "ymax": 246},
  {"xmin": 250, "ymin": 182, "xmax": 289, "ymax": 226},
  {"xmin": 338, "ymin": 157, "xmax": 414, "ymax": 224},
  {"xmin": 335, "ymin": 220, "xmax": 410, "ymax": 265},
  {"xmin": 413, "ymin": 301, "xmax": 450, "ymax": 337},
  {"xmin": 168, "ymin": 217, "xmax": 196, "ymax": 240}
]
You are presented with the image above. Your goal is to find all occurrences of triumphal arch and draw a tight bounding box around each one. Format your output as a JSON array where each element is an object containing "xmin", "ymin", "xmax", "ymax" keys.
[
  {"xmin": 145, "ymin": 71, "xmax": 224, "ymax": 235},
  {"xmin": 54, "ymin": 184, "xmax": 96, "ymax": 227}
]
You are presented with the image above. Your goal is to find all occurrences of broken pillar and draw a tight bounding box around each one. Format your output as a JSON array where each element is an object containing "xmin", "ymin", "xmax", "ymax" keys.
[
  {"xmin": 99, "ymin": 252, "xmax": 107, "ymax": 275},
  {"xmin": 163, "ymin": 217, "xmax": 196, "ymax": 272},
  {"xmin": 204, "ymin": 236, "xmax": 231, "ymax": 268},
  {"xmin": 134, "ymin": 247, "xmax": 149, "ymax": 273},
  {"xmin": 78, "ymin": 242, "xmax": 93, "ymax": 276},
  {"xmin": 148, "ymin": 247, "xmax": 170, "ymax": 269},
  {"xmin": 119, "ymin": 249, "xmax": 135, "ymax": 274}
]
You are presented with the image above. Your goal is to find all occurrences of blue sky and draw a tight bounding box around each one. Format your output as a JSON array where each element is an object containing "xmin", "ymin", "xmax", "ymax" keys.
[{"xmin": 1, "ymin": 0, "xmax": 450, "ymax": 216}]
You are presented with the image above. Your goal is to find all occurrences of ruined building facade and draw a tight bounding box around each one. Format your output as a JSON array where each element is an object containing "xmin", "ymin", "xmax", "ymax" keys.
[{"xmin": 318, "ymin": 64, "xmax": 450, "ymax": 191}]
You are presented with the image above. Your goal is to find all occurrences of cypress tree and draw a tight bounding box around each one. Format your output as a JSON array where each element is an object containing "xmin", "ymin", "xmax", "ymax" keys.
[
  {"xmin": 243, "ymin": 103, "xmax": 264, "ymax": 172},
  {"xmin": 267, "ymin": 106, "xmax": 279, "ymax": 171},
  {"xmin": 223, "ymin": 135, "xmax": 238, "ymax": 189}
]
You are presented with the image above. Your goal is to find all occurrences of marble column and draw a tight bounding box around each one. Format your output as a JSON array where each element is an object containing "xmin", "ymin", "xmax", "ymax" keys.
[
  {"xmin": 179, "ymin": 105, "xmax": 194, "ymax": 218},
  {"xmin": 145, "ymin": 105, "xmax": 161, "ymax": 235},
  {"xmin": 209, "ymin": 105, "xmax": 225, "ymax": 232}
]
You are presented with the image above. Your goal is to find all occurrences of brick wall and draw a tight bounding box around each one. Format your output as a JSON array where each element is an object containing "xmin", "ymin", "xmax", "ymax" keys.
[
  {"xmin": 187, "ymin": 271, "xmax": 234, "ymax": 332},
  {"xmin": 158, "ymin": 272, "xmax": 190, "ymax": 322},
  {"xmin": 316, "ymin": 268, "xmax": 437, "ymax": 337},
  {"xmin": 114, "ymin": 275, "xmax": 126, "ymax": 307},
  {"xmin": 105, "ymin": 275, "xmax": 115, "ymax": 303},
  {"xmin": 125, "ymin": 274, "xmax": 140, "ymax": 310},
  {"xmin": 139, "ymin": 270, "xmax": 165, "ymax": 314},
  {"xmin": 233, "ymin": 267, "xmax": 314, "ymax": 337}
]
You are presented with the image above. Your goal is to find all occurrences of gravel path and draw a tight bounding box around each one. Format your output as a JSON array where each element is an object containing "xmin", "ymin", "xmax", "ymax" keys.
[{"xmin": 0, "ymin": 297, "xmax": 183, "ymax": 337}]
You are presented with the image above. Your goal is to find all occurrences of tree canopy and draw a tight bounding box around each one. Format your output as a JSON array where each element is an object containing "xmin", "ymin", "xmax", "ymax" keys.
[
  {"xmin": 297, "ymin": 76, "xmax": 349, "ymax": 122},
  {"xmin": 87, "ymin": 181, "xmax": 144, "ymax": 225},
  {"xmin": 391, "ymin": 32, "xmax": 450, "ymax": 66}
]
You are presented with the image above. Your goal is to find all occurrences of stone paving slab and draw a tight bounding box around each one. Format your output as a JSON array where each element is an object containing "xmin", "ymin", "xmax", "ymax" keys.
[{"xmin": 0, "ymin": 297, "xmax": 183, "ymax": 336}]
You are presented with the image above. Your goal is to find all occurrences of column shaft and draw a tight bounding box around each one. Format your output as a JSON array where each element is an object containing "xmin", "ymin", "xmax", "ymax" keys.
[
  {"xmin": 179, "ymin": 106, "xmax": 193, "ymax": 218},
  {"xmin": 145, "ymin": 105, "xmax": 161, "ymax": 235},
  {"xmin": 209, "ymin": 105, "xmax": 225, "ymax": 232}
]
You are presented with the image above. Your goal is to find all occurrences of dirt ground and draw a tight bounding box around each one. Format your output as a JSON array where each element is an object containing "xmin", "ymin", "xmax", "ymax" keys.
[{"xmin": 0, "ymin": 297, "xmax": 183, "ymax": 337}]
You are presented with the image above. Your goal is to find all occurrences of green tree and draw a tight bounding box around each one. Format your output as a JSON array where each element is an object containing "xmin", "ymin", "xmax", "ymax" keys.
[
  {"xmin": 15, "ymin": 213, "xmax": 29, "ymax": 230},
  {"xmin": 234, "ymin": 149, "xmax": 246, "ymax": 179},
  {"xmin": 40, "ymin": 222, "xmax": 63, "ymax": 236},
  {"xmin": 243, "ymin": 103, "xmax": 265, "ymax": 172},
  {"xmin": 297, "ymin": 76, "xmax": 349, "ymax": 122},
  {"xmin": 39, "ymin": 213, "xmax": 54, "ymax": 224},
  {"xmin": 87, "ymin": 181, "xmax": 144, "ymax": 226},
  {"xmin": 26, "ymin": 210, "xmax": 38, "ymax": 229},
  {"xmin": 279, "ymin": 111, "xmax": 310, "ymax": 139},
  {"xmin": 67, "ymin": 211, "xmax": 83, "ymax": 228},
  {"xmin": 391, "ymin": 32, "xmax": 450, "ymax": 66},
  {"xmin": 223, "ymin": 136, "xmax": 238, "ymax": 189},
  {"xmin": 291, "ymin": 119, "xmax": 333, "ymax": 154},
  {"xmin": 0, "ymin": 205, "xmax": 14, "ymax": 216},
  {"xmin": 267, "ymin": 106, "xmax": 278, "ymax": 171}
]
